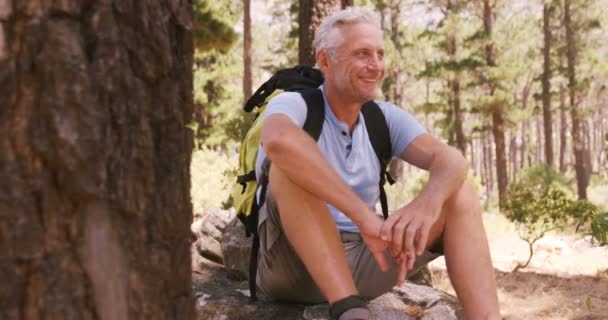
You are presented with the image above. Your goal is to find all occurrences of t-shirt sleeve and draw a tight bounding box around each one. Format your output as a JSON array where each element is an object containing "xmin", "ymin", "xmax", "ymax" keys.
[
  {"xmin": 377, "ymin": 101, "xmax": 427, "ymax": 157},
  {"xmin": 262, "ymin": 92, "xmax": 307, "ymax": 128}
]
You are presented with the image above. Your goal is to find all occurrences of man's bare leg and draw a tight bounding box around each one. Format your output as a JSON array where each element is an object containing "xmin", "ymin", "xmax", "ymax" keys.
[
  {"xmin": 269, "ymin": 166, "xmax": 357, "ymax": 304},
  {"xmin": 441, "ymin": 181, "xmax": 500, "ymax": 319}
]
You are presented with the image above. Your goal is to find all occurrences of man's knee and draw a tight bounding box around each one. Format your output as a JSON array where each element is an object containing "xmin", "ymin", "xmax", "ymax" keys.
[{"xmin": 445, "ymin": 181, "xmax": 481, "ymax": 219}]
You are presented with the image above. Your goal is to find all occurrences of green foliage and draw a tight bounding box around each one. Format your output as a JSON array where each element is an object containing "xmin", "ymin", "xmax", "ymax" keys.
[
  {"xmin": 505, "ymin": 164, "xmax": 605, "ymax": 270},
  {"xmin": 192, "ymin": 47, "xmax": 244, "ymax": 149},
  {"xmin": 190, "ymin": 148, "xmax": 237, "ymax": 218},
  {"xmin": 193, "ymin": 0, "xmax": 239, "ymax": 52},
  {"xmin": 590, "ymin": 212, "xmax": 608, "ymax": 246},
  {"xmin": 507, "ymin": 184, "xmax": 572, "ymax": 239},
  {"xmin": 506, "ymin": 164, "xmax": 607, "ymax": 271}
]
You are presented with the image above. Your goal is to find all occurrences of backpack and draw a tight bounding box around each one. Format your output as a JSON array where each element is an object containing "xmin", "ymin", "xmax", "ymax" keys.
[{"xmin": 229, "ymin": 65, "xmax": 395, "ymax": 300}]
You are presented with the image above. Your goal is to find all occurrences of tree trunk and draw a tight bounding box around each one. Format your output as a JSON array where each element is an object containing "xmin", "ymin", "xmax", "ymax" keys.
[
  {"xmin": 492, "ymin": 107, "xmax": 508, "ymax": 210},
  {"xmin": 564, "ymin": 0, "xmax": 588, "ymax": 199},
  {"xmin": 542, "ymin": 3, "xmax": 554, "ymax": 168},
  {"xmin": 483, "ymin": 0, "xmax": 507, "ymax": 210},
  {"xmin": 559, "ymin": 82, "xmax": 568, "ymax": 173},
  {"xmin": 482, "ymin": 125, "xmax": 493, "ymax": 207},
  {"xmin": 509, "ymin": 131, "xmax": 517, "ymax": 183},
  {"xmin": 389, "ymin": 0, "xmax": 403, "ymax": 107},
  {"xmin": 244, "ymin": 0, "xmax": 253, "ymax": 100},
  {"xmin": 299, "ymin": 0, "xmax": 342, "ymax": 66},
  {"xmin": 0, "ymin": 2, "xmax": 194, "ymax": 319},
  {"xmin": 536, "ymin": 111, "xmax": 544, "ymax": 163},
  {"xmin": 447, "ymin": 37, "xmax": 465, "ymax": 156},
  {"xmin": 452, "ymin": 77, "xmax": 466, "ymax": 156},
  {"xmin": 341, "ymin": 0, "xmax": 354, "ymax": 8}
]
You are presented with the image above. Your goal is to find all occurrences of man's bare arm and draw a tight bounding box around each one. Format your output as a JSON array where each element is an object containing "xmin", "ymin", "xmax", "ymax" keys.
[
  {"xmin": 380, "ymin": 133, "xmax": 468, "ymax": 259},
  {"xmin": 262, "ymin": 114, "xmax": 389, "ymax": 269}
]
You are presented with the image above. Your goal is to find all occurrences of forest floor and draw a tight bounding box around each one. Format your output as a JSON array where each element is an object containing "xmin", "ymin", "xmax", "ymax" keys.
[{"xmin": 429, "ymin": 213, "xmax": 608, "ymax": 320}]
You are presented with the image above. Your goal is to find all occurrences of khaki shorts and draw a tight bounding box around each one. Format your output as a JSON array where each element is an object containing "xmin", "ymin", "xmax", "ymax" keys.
[{"xmin": 255, "ymin": 189, "xmax": 443, "ymax": 304}]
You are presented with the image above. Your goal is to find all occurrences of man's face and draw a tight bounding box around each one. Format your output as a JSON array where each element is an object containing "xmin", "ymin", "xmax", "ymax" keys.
[{"xmin": 321, "ymin": 23, "xmax": 385, "ymax": 103}]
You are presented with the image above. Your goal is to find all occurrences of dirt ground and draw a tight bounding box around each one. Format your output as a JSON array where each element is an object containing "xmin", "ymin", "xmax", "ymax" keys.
[{"xmin": 429, "ymin": 214, "xmax": 608, "ymax": 320}]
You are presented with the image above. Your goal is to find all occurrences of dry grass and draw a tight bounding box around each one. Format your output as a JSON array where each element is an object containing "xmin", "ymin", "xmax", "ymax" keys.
[
  {"xmin": 428, "ymin": 213, "xmax": 608, "ymax": 320},
  {"xmin": 431, "ymin": 269, "xmax": 608, "ymax": 320}
]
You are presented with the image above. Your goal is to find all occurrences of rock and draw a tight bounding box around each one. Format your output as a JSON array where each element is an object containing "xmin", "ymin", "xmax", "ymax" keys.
[
  {"xmin": 408, "ymin": 265, "xmax": 434, "ymax": 287},
  {"xmin": 220, "ymin": 217, "xmax": 253, "ymax": 280},
  {"xmin": 191, "ymin": 208, "xmax": 235, "ymax": 264},
  {"xmin": 192, "ymin": 210, "xmax": 463, "ymax": 319},
  {"xmin": 393, "ymin": 283, "xmax": 464, "ymax": 319},
  {"xmin": 193, "ymin": 255, "xmax": 464, "ymax": 320}
]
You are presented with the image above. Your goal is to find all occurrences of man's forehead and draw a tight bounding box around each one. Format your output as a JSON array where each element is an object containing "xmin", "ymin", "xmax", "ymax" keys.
[{"xmin": 335, "ymin": 23, "xmax": 384, "ymax": 50}]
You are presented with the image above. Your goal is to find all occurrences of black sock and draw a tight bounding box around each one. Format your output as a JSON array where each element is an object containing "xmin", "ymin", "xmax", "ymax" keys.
[{"xmin": 329, "ymin": 295, "xmax": 368, "ymax": 320}]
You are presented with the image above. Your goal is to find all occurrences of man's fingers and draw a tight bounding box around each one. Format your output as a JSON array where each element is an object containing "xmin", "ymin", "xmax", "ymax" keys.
[
  {"xmin": 396, "ymin": 253, "xmax": 407, "ymax": 286},
  {"xmin": 403, "ymin": 223, "xmax": 418, "ymax": 258},
  {"xmin": 407, "ymin": 252, "xmax": 416, "ymax": 270},
  {"xmin": 380, "ymin": 215, "xmax": 398, "ymax": 242},
  {"xmin": 391, "ymin": 219, "xmax": 409, "ymax": 254},
  {"xmin": 416, "ymin": 223, "xmax": 431, "ymax": 256},
  {"xmin": 373, "ymin": 250, "xmax": 389, "ymax": 272}
]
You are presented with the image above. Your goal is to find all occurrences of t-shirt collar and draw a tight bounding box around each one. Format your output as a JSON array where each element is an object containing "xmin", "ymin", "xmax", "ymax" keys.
[{"xmin": 318, "ymin": 85, "xmax": 360, "ymax": 131}]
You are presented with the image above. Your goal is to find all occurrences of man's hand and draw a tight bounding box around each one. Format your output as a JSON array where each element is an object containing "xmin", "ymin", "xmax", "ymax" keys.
[
  {"xmin": 390, "ymin": 249, "xmax": 415, "ymax": 287},
  {"xmin": 380, "ymin": 195, "xmax": 441, "ymax": 262},
  {"xmin": 358, "ymin": 214, "xmax": 389, "ymax": 272}
]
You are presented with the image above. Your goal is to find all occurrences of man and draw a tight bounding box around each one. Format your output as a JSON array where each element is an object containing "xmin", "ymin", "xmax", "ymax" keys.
[{"xmin": 254, "ymin": 6, "xmax": 501, "ymax": 320}]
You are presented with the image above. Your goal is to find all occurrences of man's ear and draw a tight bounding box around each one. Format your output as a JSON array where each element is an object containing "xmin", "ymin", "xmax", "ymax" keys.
[{"xmin": 316, "ymin": 49, "xmax": 330, "ymax": 72}]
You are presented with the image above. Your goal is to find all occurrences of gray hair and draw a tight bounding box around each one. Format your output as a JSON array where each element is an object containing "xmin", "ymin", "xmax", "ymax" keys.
[{"xmin": 313, "ymin": 6, "xmax": 382, "ymax": 56}]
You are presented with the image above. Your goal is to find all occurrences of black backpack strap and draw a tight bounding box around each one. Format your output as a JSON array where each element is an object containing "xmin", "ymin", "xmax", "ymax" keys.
[
  {"xmin": 299, "ymin": 88, "xmax": 325, "ymax": 140},
  {"xmin": 361, "ymin": 101, "xmax": 393, "ymax": 220}
]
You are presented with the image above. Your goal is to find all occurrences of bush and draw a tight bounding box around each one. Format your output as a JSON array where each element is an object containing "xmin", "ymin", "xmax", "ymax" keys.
[{"xmin": 505, "ymin": 164, "xmax": 602, "ymax": 271}]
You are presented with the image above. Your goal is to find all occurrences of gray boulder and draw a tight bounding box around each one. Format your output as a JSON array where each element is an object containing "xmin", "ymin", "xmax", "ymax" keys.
[
  {"xmin": 192, "ymin": 209, "xmax": 464, "ymax": 319},
  {"xmin": 220, "ymin": 217, "xmax": 252, "ymax": 280},
  {"xmin": 193, "ymin": 256, "xmax": 463, "ymax": 320},
  {"xmin": 191, "ymin": 208, "xmax": 235, "ymax": 265}
]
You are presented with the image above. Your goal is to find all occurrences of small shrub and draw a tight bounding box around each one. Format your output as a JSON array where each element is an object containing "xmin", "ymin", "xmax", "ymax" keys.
[{"xmin": 505, "ymin": 164, "xmax": 601, "ymax": 272}]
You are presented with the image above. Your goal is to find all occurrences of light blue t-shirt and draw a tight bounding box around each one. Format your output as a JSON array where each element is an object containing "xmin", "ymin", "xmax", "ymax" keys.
[{"xmin": 256, "ymin": 86, "xmax": 426, "ymax": 232}]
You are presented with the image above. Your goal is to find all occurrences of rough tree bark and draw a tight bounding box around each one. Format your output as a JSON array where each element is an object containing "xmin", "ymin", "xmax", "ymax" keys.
[
  {"xmin": 244, "ymin": 0, "xmax": 252, "ymax": 100},
  {"xmin": 0, "ymin": 1, "xmax": 194, "ymax": 319},
  {"xmin": 299, "ymin": 0, "xmax": 342, "ymax": 66}
]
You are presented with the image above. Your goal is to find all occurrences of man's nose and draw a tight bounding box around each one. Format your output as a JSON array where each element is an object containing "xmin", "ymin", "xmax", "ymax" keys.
[{"xmin": 367, "ymin": 53, "xmax": 382, "ymax": 70}]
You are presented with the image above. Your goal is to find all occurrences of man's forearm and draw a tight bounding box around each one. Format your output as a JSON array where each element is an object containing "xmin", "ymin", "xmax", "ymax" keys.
[{"xmin": 262, "ymin": 115, "xmax": 372, "ymax": 226}]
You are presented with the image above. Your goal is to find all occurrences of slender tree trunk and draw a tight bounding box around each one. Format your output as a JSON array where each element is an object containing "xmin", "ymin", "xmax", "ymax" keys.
[
  {"xmin": 452, "ymin": 78, "xmax": 466, "ymax": 155},
  {"xmin": 0, "ymin": 1, "xmax": 194, "ymax": 319},
  {"xmin": 536, "ymin": 112, "xmax": 544, "ymax": 163},
  {"xmin": 389, "ymin": 0, "xmax": 403, "ymax": 107},
  {"xmin": 483, "ymin": 125, "xmax": 494, "ymax": 207},
  {"xmin": 559, "ymin": 82, "xmax": 568, "ymax": 173},
  {"xmin": 522, "ymin": 118, "xmax": 529, "ymax": 168},
  {"xmin": 509, "ymin": 132, "xmax": 517, "ymax": 183},
  {"xmin": 445, "ymin": 16, "xmax": 466, "ymax": 155},
  {"xmin": 492, "ymin": 107, "xmax": 508, "ymax": 209},
  {"xmin": 483, "ymin": 0, "xmax": 508, "ymax": 210},
  {"xmin": 299, "ymin": 0, "xmax": 342, "ymax": 66},
  {"xmin": 564, "ymin": 0, "xmax": 588, "ymax": 199},
  {"xmin": 471, "ymin": 137, "xmax": 479, "ymax": 178},
  {"xmin": 244, "ymin": 0, "xmax": 252, "ymax": 100},
  {"xmin": 542, "ymin": 3, "xmax": 554, "ymax": 167}
]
